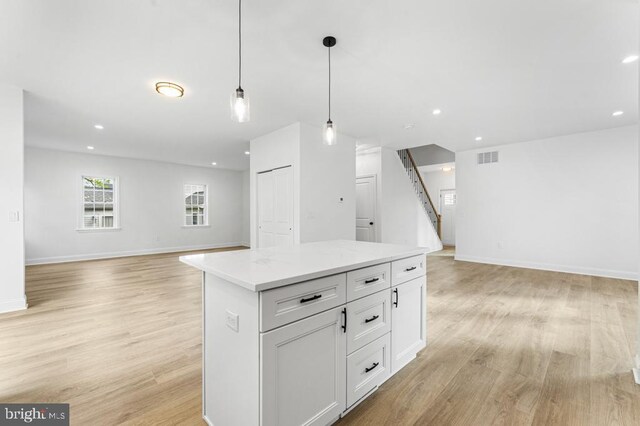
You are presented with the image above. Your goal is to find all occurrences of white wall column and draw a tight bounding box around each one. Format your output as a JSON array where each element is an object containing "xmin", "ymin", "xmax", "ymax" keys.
[{"xmin": 0, "ymin": 85, "xmax": 26, "ymax": 313}]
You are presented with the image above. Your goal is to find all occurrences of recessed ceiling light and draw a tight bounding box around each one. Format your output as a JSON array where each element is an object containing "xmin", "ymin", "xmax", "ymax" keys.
[
  {"xmin": 612, "ymin": 111, "xmax": 624, "ymax": 116},
  {"xmin": 475, "ymin": 136, "xmax": 483, "ymax": 141},
  {"xmin": 94, "ymin": 124, "xmax": 104, "ymax": 130},
  {"xmin": 87, "ymin": 146, "xmax": 95, "ymax": 150},
  {"xmin": 211, "ymin": 162, "xmax": 217, "ymax": 166},
  {"xmin": 155, "ymin": 82, "xmax": 184, "ymax": 98},
  {"xmin": 442, "ymin": 167, "xmax": 452, "ymax": 172},
  {"xmin": 432, "ymin": 109, "xmax": 442, "ymax": 115},
  {"xmin": 244, "ymin": 151, "xmax": 250, "ymax": 155},
  {"xmin": 404, "ymin": 124, "xmax": 415, "ymax": 130},
  {"xmin": 622, "ymin": 55, "xmax": 639, "ymax": 64}
]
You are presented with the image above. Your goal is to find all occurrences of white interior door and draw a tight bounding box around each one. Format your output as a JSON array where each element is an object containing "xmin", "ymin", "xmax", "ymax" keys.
[
  {"xmin": 258, "ymin": 166, "xmax": 294, "ymax": 248},
  {"xmin": 356, "ymin": 176, "xmax": 377, "ymax": 242},
  {"xmin": 439, "ymin": 189, "xmax": 456, "ymax": 246}
]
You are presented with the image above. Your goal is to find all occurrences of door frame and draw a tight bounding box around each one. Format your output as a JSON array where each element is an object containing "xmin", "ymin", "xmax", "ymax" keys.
[{"xmin": 356, "ymin": 174, "xmax": 378, "ymax": 243}]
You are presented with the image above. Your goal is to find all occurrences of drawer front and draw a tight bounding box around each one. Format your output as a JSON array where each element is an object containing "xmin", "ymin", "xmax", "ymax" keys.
[
  {"xmin": 346, "ymin": 333, "xmax": 390, "ymax": 408},
  {"xmin": 346, "ymin": 263, "xmax": 391, "ymax": 302},
  {"xmin": 260, "ymin": 274, "xmax": 347, "ymax": 332},
  {"xmin": 346, "ymin": 289, "xmax": 391, "ymax": 354},
  {"xmin": 391, "ymin": 255, "xmax": 426, "ymax": 286}
]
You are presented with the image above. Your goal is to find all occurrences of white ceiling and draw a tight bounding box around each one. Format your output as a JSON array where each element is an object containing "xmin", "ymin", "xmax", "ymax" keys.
[{"xmin": 1, "ymin": 0, "xmax": 637, "ymax": 171}]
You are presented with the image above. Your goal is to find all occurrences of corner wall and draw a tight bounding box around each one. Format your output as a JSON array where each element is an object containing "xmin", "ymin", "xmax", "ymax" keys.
[
  {"xmin": 0, "ymin": 85, "xmax": 26, "ymax": 313},
  {"xmin": 456, "ymin": 125, "xmax": 638, "ymax": 279}
]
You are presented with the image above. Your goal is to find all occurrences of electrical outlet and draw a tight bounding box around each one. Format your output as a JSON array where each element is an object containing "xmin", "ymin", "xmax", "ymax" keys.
[{"xmin": 225, "ymin": 310, "xmax": 239, "ymax": 332}]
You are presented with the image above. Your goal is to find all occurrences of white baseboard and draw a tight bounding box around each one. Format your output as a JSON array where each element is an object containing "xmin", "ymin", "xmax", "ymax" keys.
[
  {"xmin": 454, "ymin": 254, "xmax": 637, "ymax": 281},
  {"xmin": 0, "ymin": 296, "xmax": 28, "ymax": 314},
  {"xmin": 634, "ymin": 355, "xmax": 640, "ymax": 385},
  {"xmin": 26, "ymin": 242, "xmax": 248, "ymax": 266}
]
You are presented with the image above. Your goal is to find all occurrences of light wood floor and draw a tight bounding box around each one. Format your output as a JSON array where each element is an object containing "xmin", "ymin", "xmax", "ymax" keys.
[{"xmin": 1, "ymin": 248, "xmax": 639, "ymax": 425}]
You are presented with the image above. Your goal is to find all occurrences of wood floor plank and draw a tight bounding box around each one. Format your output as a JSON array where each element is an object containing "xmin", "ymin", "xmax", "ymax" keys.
[{"xmin": 1, "ymin": 247, "xmax": 638, "ymax": 425}]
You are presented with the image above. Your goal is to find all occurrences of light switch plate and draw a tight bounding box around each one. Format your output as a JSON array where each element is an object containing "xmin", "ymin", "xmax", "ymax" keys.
[
  {"xmin": 225, "ymin": 310, "xmax": 239, "ymax": 332},
  {"xmin": 8, "ymin": 211, "xmax": 20, "ymax": 223}
]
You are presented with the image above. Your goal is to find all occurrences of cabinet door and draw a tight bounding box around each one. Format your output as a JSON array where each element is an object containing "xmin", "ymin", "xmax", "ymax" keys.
[
  {"xmin": 261, "ymin": 306, "xmax": 346, "ymax": 426},
  {"xmin": 391, "ymin": 277, "xmax": 426, "ymax": 374}
]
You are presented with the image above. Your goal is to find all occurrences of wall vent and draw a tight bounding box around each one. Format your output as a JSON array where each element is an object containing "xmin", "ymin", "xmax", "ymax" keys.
[{"xmin": 477, "ymin": 151, "xmax": 499, "ymax": 165}]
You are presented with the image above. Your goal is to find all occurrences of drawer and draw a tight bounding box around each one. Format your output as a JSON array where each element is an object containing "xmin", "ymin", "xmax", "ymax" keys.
[
  {"xmin": 260, "ymin": 274, "xmax": 346, "ymax": 332},
  {"xmin": 346, "ymin": 289, "xmax": 391, "ymax": 354},
  {"xmin": 346, "ymin": 263, "xmax": 391, "ymax": 302},
  {"xmin": 346, "ymin": 333, "xmax": 390, "ymax": 408},
  {"xmin": 391, "ymin": 255, "xmax": 426, "ymax": 286}
]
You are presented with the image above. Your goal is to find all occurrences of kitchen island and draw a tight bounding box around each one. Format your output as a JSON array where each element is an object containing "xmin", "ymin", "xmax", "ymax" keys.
[{"xmin": 180, "ymin": 240, "xmax": 428, "ymax": 426}]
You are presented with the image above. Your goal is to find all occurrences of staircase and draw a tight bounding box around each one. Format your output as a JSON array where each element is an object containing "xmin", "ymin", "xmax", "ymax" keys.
[{"xmin": 397, "ymin": 149, "xmax": 442, "ymax": 238}]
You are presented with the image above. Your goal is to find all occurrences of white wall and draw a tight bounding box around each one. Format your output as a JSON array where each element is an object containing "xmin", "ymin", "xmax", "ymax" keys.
[
  {"xmin": 299, "ymin": 123, "xmax": 356, "ymax": 243},
  {"xmin": 420, "ymin": 167, "xmax": 456, "ymax": 212},
  {"xmin": 249, "ymin": 122, "xmax": 356, "ymax": 247},
  {"xmin": 0, "ymin": 85, "xmax": 26, "ymax": 313},
  {"xmin": 380, "ymin": 148, "xmax": 442, "ymax": 251},
  {"xmin": 355, "ymin": 148, "xmax": 442, "ymax": 251},
  {"xmin": 25, "ymin": 148, "xmax": 245, "ymax": 263},
  {"xmin": 456, "ymin": 125, "xmax": 638, "ymax": 279},
  {"xmin": 242, "ymin": 170, "xmax": 250, "ymax": 246}
]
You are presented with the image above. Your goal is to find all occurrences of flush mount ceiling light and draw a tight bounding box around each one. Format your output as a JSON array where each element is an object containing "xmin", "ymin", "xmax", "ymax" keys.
[
  {"xmin": 87, "ymin": 146, "xmax": 95, "ymax": 150},
  {"xmin": 432, "ymin": 109, "xmax": 442, "ymax": 115},
  {"xmin": 622, "ymin": 55, "xmax": 639, "ymax": 64},
  {"xmin": 442, "ymin": 166, "xmax": 452, "ymax": 172},
  {"xmin": 612, "ymin": 111, "xmax": 624, "ymax": 116},
  {"xmin": 475, "ymin": 136, "xmax": 483, "ymax": 141},
  {"xmin": 230, "ymin": 0, "xmax": 250, "ymax": 122},
  {"xmin": 211, "ymin": 162, "xmax": 217, "ymax": 166},
  {"xmin": 155, "ymin": 82, "xmax": 184, "ymax": 98},
  {"xmin": 323, "ymin": 36, "xmax": 337, "ymax": 146},
  {"xmin": 244, "ymin": 151, "xmax": 250, "ymax": 155},
  {"xmin": 94, "ymin": 124, "xmax": 104, "ymax": 130}
]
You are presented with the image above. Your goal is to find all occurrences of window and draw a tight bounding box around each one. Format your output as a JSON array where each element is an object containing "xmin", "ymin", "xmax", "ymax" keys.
[
  {"xmin": 184, "ymin": 184, "xmax": 208, "ymax": 226},
  {"xmin": 443, "ymin": 192, "xmax": 456, "ymax": 206},
  {"xmin": 81, "ymin": 176, "xmax": 118, "ymax": 229}
]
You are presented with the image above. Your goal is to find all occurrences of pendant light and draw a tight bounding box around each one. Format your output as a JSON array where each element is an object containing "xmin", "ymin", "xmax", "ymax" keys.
[
  {"xmin": 323, "ymin": 36, "xmax": 337, "ymax": 145},
  {"xmin": 231, "ymin": 0, "xmax": 249, "ymax": 122}
]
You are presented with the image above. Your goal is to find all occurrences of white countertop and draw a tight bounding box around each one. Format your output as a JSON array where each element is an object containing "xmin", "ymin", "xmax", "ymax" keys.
[{"xmin": 180, "ymin": 240, "xmax": 428, "ymax": 292}]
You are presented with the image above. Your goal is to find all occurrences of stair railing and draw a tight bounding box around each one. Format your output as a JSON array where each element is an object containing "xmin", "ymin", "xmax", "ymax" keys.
[{"xmin": 397, "ymin": 149, "xmax": 442, "ymax": 238}]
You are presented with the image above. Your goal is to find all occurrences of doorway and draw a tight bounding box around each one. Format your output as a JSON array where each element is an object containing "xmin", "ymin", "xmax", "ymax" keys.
[
  {"xmin": 356, "ymin": 175, "xmax": 377, "ymax": 242},
  {"xmin": 257, "ymin": 166, "xmax": 294, "ymax": 248},
  {"xmin": 439, "ymin": 189, "xmax": 456, "ymax": 246}
]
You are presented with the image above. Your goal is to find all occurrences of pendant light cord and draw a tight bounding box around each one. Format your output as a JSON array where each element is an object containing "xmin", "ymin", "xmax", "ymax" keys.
[
  {"xmin": 328, "ymin": 45, "xmax": 331, "ymax": 120},
  {"xmin": 238, "ymin": 0, "xmax": 242, "ymax": 88}
]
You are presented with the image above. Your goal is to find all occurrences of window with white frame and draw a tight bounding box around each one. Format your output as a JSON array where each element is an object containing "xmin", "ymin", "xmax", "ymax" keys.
[
  {"xmin": 184, "ymin": 184, "xmax": 208, "ymax": 226},
  {"xmin": 82, "ymin": 176, "xmax": 118, "ymax": 229}
]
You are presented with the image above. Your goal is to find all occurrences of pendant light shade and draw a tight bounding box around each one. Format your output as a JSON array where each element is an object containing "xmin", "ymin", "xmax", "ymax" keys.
[
  {"xmin": 231, "ymin": 0, "xmax": 250, "ymax": 122},
  {"xmin": 323, "ymin": 36, "xmax": 337, "ymax": 145}
]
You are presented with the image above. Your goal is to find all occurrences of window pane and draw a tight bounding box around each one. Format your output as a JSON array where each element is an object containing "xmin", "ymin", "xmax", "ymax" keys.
[
  {"xmin": 84, "ymin": 203, "xmax": 95, "ymax": 215},
  {"xmin": 84, "ymin": 190, "xmax": 94, "ymax": 202},
  {"xmin": 104, "ymin": 190, "xmax": 113, "ymax": 202},
  {"xmin": 103, "ymin": 216, "xmax": 114, "ymax": 228},
  {"xmin": 198, "ymin": 195, "xmax": 204, "ymax": 204},
  {"xmin": 83, "ymin": 216, "xmax": 95, "ymax": 228},
  {"xmin": 95, "ymin": 191, "xmax": 104, "ymax": 202}
]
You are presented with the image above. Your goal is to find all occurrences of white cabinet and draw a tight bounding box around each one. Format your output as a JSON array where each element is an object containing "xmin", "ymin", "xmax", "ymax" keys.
[
  {"xmin": 261, "ymin": 307, "xmax": 346, "ymax": 426},
  {"xmin": 391, "ymin": 276, "xmax": 426, "ymax": 374},
  {"xmin": 346, "ymin": 333, "xmax": 390, "ymax": 407},
  {"xmin": 188, "ymin": 244, "xmax": 428, "ymax": 426}
]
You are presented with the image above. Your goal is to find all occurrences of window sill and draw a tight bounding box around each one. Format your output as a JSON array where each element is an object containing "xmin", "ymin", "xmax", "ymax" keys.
[
  {"xmin": 76, "ymin": 227, "xmax": 122, "ymax": 233},
  {"xmin": 181, "ymin": 225, "xmax": 211, "ymax": 229}
]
